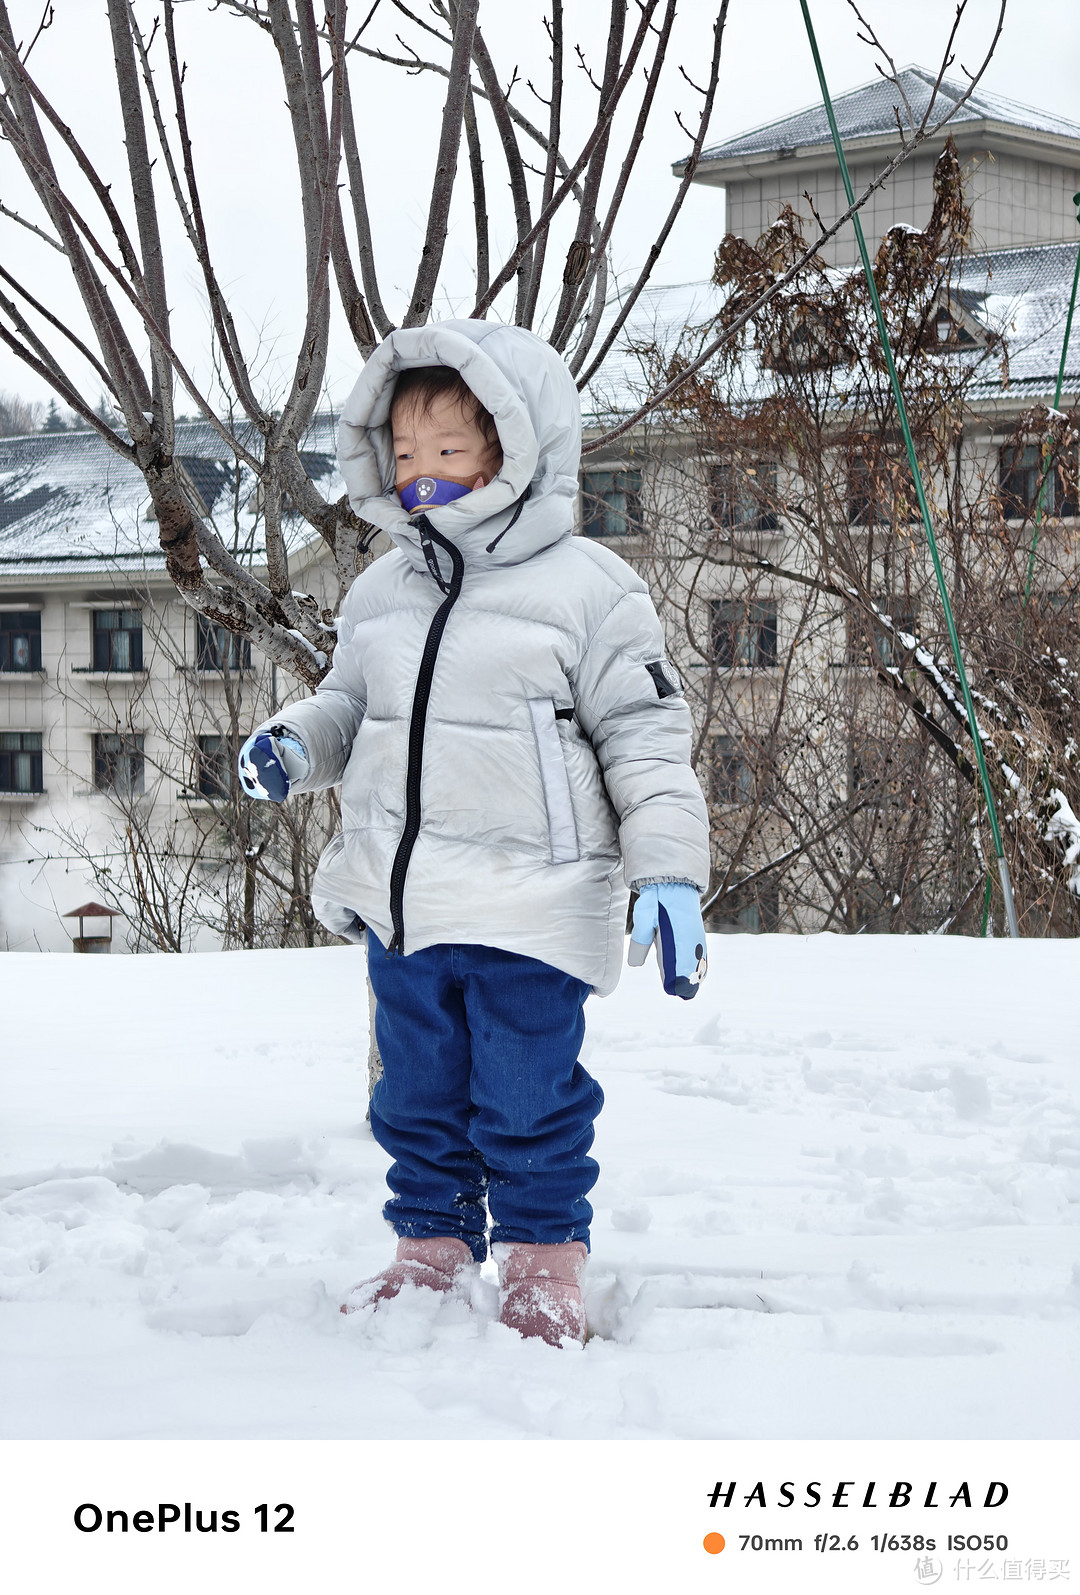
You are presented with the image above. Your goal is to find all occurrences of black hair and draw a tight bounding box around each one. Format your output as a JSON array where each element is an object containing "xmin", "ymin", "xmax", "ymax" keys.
[{"xmin": 390, "ymin": 365, "xmax": 502, "ymax": 465}]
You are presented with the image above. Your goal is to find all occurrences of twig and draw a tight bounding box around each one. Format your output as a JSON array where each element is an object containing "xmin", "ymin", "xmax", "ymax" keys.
[
  {"xmin": 583, "ymin": 60, "xmax": 1004, "ymax": 451},
  {"xmin": 0, "ymin": 197, "xmax": 62, "ymax": 250},
  {"xmin": 472, "ymin": 0, "xmax": 660, "ymax": 319},
  {"xmin": 402, "ymin": 0, "xmax": 478, "ymax": 325},
  {"xmin": 575, "ymin": 0, "xmax": 727, "ymax": 389},
  {"xmin": 0, "ymin": 262, "xmax": 117, "ymax": 392},
  {"xmin": 18, "ymin": 0, "xmax": 51, "ymax": 62}
]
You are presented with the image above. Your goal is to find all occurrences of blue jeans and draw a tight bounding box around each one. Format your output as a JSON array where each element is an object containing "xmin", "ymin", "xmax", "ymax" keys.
[{"xmin": 366, "ymin": 933, "xmax": 602, "ymax": 1261}]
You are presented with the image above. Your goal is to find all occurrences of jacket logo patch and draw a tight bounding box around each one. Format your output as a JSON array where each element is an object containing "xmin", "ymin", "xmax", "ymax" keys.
[{"xmin": 645, "ymin": 659, "xmax": 682, "ymax": 699}]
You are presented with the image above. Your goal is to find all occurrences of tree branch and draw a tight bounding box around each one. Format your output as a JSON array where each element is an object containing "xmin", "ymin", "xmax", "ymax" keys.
[
  {"xmin": 575, "ymin": 0, "xmax": 728, "ymax": 389},
  {"xmin": 402, "ymin": 0, "xmax": 478, "ymax": 325},
  {"xmin": 470, "ymin": 0, "xmax": 660, "ymax": 320}
]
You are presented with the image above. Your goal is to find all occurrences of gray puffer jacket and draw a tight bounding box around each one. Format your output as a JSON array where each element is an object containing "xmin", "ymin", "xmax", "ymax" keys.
[{"xmin": 261, "ymin": 320, "xmax": 709, "ymax": 995}]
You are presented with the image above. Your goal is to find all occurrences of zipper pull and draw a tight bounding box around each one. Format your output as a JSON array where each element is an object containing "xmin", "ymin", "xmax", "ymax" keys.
[{"xmin": 415, "ymin": 515, "xmax": 451, "ymax": 595}]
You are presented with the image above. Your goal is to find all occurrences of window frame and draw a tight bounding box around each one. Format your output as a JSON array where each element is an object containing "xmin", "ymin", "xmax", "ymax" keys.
[
  {"xmin": 0, "ymin": 611, "xmax": 42, "ymax": 673},
  {"xmin": 196, "ymin": 733, "xmax": 229, "ymax": 799},
  {"xmin": 91, "ymin": 609, "xmax": 144, "ymax": 673},
  {"xmin": 847, "ymin": 452, "xmax": 919, "ymax": 528},
  {"xmin": 763, "ymin": 302, "xmax": 850, "ymax": 374},
  {"xmin": 0, "ymin": 731, "xmax": 43, "ymax": 794},
  {"xmin": 92, "ymin": 731, "xmax": 145, "ymax": 797},
  {"xmin": 195, "ymin": 615, "xmax": 252, "ymax": 673},
  {"xmin": 580, "ymin": 466, "xmax": 644, "ymax": 539},
  {"xmin": 708, "ymin": 458, "xmax": 779, "ymax": 534},
  {"xmin": 710, "ymin": 597, "xmax": 779, "ymax": 670},
  {"xmin": 846, "ymin": 599, "xmax": 920, "ymax": 671},
  {"xmin": 998, "ymin": 442, "xmax": 1079, "ymax": 522}
]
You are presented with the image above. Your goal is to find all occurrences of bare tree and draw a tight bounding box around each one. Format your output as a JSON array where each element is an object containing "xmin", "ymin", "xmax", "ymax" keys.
[
  {"xmin": 0, "ymin": 0, "xmax": 1007, "ymax": 687},
  {"xmin": 0, "ymin": 386, "xmax": 40, "ymax": 434}
]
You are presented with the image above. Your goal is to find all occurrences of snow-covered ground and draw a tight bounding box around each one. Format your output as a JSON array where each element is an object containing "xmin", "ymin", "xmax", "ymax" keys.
[{"xmin": 2, "ymin": 936, "xmax": 1078, "ymax": 1441}]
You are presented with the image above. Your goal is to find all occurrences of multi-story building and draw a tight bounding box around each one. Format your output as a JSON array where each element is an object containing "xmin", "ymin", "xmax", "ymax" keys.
[
  {"xmin": 582, "ymin": 69, "xmax": 1080, "ymax": 933},
  {"xmin": 0, "ymin": 422, "xmax": 338, "ymax": 950}
]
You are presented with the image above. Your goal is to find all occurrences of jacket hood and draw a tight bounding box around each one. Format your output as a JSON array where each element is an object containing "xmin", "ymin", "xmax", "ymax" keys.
[{"xmin": 336, "ymin": 321, "xmax": 582, "ymax": 574}]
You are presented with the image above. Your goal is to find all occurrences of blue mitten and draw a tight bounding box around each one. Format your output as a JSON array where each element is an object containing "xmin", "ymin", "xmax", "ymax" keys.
[
  {"xmin": 238, "ymin": 726, "xmax": 309, "ymax": 803},
  {"xmin": 628, "ymin": 883, "xmax": 707, "ymax": 1000}
]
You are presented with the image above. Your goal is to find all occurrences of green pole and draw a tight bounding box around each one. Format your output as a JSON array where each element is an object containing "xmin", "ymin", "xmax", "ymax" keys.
[
  {"xmin": 980, "ymin": 872, "xmax": 992, "ymax": 938},
  {"xmin": 1021, "ymin": 191, "xmax": 1080, "ymax": 612},
  {"xmin": 799, "ymin": 0, "xmax": 1020, "ymax": 940}
]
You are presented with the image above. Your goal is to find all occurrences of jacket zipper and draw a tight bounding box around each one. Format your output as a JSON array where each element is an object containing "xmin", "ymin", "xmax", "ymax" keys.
[{"xmin": 387, "ymin": 517, "xmax": 465, "ymax": 952}]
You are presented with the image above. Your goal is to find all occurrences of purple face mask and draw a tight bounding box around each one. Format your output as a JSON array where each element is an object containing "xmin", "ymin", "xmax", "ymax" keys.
[{"xmin": 398, "ymin": 475, "xmax": 475, "ymax": 513}]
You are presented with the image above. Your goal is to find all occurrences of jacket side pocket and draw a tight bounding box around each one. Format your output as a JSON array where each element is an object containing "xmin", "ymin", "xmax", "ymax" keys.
[{"xmin": 528, "ymin": 697, "xmax": 580, "ymax": 863}]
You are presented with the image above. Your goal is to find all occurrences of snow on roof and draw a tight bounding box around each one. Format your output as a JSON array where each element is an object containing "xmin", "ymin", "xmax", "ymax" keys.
[
  {"xmin": 582, "ymin": 238, "xmax": 1080, "ymax": 426},
  {"xmin": 958, "ymin": 239, "xmax": 1080, "ymax": 399},
  {"xmin": 3, "ymin": 244, "xmax": 1076, "ymax": 562},
  {"xmin": 0, "ymin": 416, "xmax": 340, "ymax": 580},
  {"xmin": 581, "ymin": 278, "xmax": 726, "ymax": 430},
  {"xmin": 682, "ymin": 66, "xmax": 1080, "ymax": 169}
]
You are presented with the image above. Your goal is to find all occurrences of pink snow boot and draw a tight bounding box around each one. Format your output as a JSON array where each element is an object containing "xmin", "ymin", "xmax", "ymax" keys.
[
  {"xmin": 495, "ymin": 1241, "xmax": 588, "ymax": 1347},
  {"xmin": 340, "ymin": 1236, "xmax": 475, "ymax": 1314}
]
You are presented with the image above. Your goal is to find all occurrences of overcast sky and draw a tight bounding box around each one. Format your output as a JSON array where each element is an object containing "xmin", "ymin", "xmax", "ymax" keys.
[{"xmin": 1, "ymin": 0, "xmax": 1077, "ymax": 415}]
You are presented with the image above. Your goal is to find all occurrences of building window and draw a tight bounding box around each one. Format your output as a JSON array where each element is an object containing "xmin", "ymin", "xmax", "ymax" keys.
[
  {"xmin": 708, "ymin": 735, "xmax": 755, "ymax": 806},
  {"xmin": 999, "ymin": 443, "xmax": 1078, "ymax": 520},
  {"xmin": 0, "ymin": 731, "xmax": 43, "ymax": 793},
  {"xmin": 92, "ymin": 610, "xmax": 143, "ymax": 672},
  {"xmin": 0, "ymin": 611, "xmax": 41, "ymax": 672},
  {"xmin": 709, "ymin": 459, "xmax": 778, "ymax": 532},
  {"xmin": 848, "ymin": 454, "xmax": 918, "ymax": 526},
  {"xmin": 581, "ymin": 468, "xmax": 643, "ymax": 538},
  {"xmin": 711, "ymin": 598, "xmax": 778, "ymax": 668},
  {"xmin": 920, "ymin": 302, "xmax": 980, "ymax": 350},
  {"xmin": 93, "ymin": 732, "xmax": 144, "ymax": 796},
  {"xmin": 196, "ymin": 616, "xmax": 251, "ymax": 672},
  {"xmin": 196, "ymin": 734, "xmax": 229, "ymax": 798},
  {"xmin": 847, "ymin": 600, "xmax": 919, "ymax": 670}
]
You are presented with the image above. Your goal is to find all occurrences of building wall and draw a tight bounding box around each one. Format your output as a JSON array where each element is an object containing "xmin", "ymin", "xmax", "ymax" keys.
[
  {"xmin": 723, "ymin": 146, "xmax": 1080, "ymax": 263},
  {"xmin": 968, "ymin": 150, "xmax": 1080, "ymax": 252},
  {"xmin": 0, "ymin": 539, "xmax": 348, "ymax": 953},
  {"xmin": 0, "ymin": 581, "xmax": 266, "ymax": 950},
  {"xmin": 582, "ymin": 413, "xmax": 1078, "ymax": 931}
]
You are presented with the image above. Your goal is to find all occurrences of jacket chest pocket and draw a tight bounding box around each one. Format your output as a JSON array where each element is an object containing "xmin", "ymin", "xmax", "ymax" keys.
[{"xmin": 527, "ymin": 698, "xmax": 580, "ymax": 864}]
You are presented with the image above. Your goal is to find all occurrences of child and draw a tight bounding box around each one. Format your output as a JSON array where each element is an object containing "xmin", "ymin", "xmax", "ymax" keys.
[{"xmin": 239, "ymin": 322, "xmax": 710, "ymax": 1346}]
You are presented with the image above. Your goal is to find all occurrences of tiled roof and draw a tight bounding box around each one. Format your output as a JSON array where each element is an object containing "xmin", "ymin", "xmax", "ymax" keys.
[
  {"xmin": 682, "ymin": 66, "xmax": 1080, "ymax": 168},
  {"xmin": 0, "ymin": 418, "xmax": 339, "ymax": 579},
  {"xmin": 960, "ymin": 239, "xmax": 1080, "ymax": 399},
  {"xmin": 582, "ymin": 279, "xmax": 727, "ymax": 428},
  {"xmin": 582, "ymin": 238, "xmax": 1080, "ymax": 424}
]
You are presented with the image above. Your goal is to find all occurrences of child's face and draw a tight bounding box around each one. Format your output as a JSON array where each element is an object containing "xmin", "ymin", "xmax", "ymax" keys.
[{"xmin": 392, "ymin": 391, "xmax": 499, "ymax": 494}]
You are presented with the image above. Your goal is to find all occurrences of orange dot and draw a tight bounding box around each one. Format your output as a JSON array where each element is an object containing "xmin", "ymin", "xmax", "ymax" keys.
[{"xmin": 703, "ymin": 1533, "xmax": 726, "ymax": 1554}]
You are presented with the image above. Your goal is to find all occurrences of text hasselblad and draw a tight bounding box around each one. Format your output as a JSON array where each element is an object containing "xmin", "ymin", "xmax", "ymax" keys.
[{"xmin": 707, "ymin": 1482, "xmax": 1009, "ymax": 1509}]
